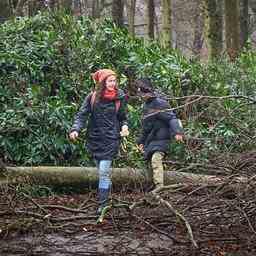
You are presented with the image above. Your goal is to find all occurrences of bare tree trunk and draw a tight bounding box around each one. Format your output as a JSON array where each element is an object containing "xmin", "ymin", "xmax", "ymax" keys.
[
  {"xmin": 48, "ymin": 0, "xmax": 57, "ymax": 9},
  {"xmin": 2, "ymin": 166, "xmax": 146, "ymax": 188},
  {"xmin": 250, "ymin": 0, "xmax": 256, "ymax": 42},
  {"xmin": 73, "ymin": 0, "xmax": 81, "ymax": 15},
  {"xmin": 224, "ymin": 0, "xmax": 240, "ymax": 60},
  {"xmin": 92, "ymin": 0, "xmax": 100, "ymax": 18},
  {"xmin": 80, "ymin": 0, "xmax": 85, "ymax": 14},
  {"xmin": 146, "ymin": 0, "xmax": 155, "ymax": 39},
  {"xmin": 61, "ymin": 0, "xmax": 72, "ymax": 13},
  {"xmin": 13, "ymin": 0, "xmax": 28, "ymax": 16},
  {"xmin": 126, "ymin": 0, "xmax": 136, "ymax": 37},
  {"xmin": 204, "ymin": 0, "xmax": 223, "ymax": 59},
  {"xmin": 193, "ymin": 0, "xmax": 204, "ymax": 55},
  {"xmin": 250, "ymin": 0, "xmax": 256, "ymax": 13},
  {"xmin": 240, "ymin": 0, "xmax": 249, "ymax": 48},
  {"xmin": 80, "ymin": 0, "xmax": 88, "ymax": 15},
  {"xmin": 1, "ymin": 166, "xmax": 234, "ymax": 188},
  {"xmin": 0, "ymin": 0, "xmax": 12, "ymax": 22},
  {"xmin": 28, "ymin": 0, "xmax": 45, "ymax": 16},
  {"xmin": 112, "ymin": 0, "xmax": 124, "ymax": 27},
  {"xmin": 160, "ymin": 0, "xmax": 172, "ymax": 48}
]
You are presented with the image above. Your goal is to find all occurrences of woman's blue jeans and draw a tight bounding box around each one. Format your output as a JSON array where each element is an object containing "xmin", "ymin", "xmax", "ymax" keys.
[{"xmin": 95, "ymin": 160, "xmax": 112, "ymax": 190}]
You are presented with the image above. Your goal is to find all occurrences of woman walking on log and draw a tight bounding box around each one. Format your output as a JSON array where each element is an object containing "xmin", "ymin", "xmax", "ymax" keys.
[{"xmin": 69, "ymin": 69, "xmax": 129, "ymax": 214}]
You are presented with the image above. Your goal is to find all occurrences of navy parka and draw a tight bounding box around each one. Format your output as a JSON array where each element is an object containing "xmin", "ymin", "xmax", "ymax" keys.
[
  {"xmin": 137, "ymin": 96, "xmax": 183, "ymax": 160},
  {"xmin": 71, "ymin": 89, "xmax": 128, "ymax": 160}
]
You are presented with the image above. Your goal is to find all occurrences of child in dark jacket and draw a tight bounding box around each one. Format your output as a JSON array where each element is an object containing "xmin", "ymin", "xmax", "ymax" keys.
[
  {"xmin": 69, "ymin": 69, "xmax": 129, "ymax": 214},
  {"xmin": 136, "ymin": 78, "xmax": 183, "ymax": 190}
]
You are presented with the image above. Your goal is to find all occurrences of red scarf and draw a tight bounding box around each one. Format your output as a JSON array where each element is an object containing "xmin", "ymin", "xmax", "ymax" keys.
[{"xmin": 102, "ymin": 88, "xmax": 117, "ymax": 101}]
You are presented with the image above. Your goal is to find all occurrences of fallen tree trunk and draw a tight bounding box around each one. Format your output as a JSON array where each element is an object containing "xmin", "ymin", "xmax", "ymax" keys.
[
  {"xmin": 0, "ymin": 166, "xmax": 234, "ymax": 188},
  {"xmin": 1, "ymin": 166, "xmax": 146, "ymax": 188}
]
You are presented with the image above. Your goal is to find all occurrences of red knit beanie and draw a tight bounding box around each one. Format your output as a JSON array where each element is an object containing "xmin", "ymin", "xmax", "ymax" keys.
[{"xmin": 92, "ymin": 69, "xmax": 116, "ymax": 84}]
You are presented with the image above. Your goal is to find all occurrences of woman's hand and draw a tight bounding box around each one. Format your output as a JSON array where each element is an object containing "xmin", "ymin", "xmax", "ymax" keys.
[
  {"xmin": 69, "ymin": 131, "xmax": 79, "ymax": 141},
  {"xmin": 120, "ymin": 125, "xmax": 129, "ymax": 137},
  {"xmin": 175, "ymin": 134, "xmax": 184, "ymax": 142},
  {"xmin": 137, "ymin": 144, "xmax": 144, "ymax": 153}
]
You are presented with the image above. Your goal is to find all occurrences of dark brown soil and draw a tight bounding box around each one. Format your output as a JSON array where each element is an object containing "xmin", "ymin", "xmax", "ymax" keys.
[{"xmin": 1, "ymin": 180, "xmax": 256, "ymax": 256}]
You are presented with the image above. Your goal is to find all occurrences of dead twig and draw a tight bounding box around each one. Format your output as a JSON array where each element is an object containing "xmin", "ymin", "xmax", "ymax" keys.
[{"xmin": 150, "ymin": 189, "xmax": 198, "ymax": 248}]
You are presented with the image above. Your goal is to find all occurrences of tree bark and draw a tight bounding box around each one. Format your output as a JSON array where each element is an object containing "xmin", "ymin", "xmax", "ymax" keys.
[
  {"xmin": 126, "ymin": 0, "xmax": 136, "ymax": 37},
  {"xmin": 92, "ymin": 0, "xmax": 100, "ymax": 18},
  {"xmin": 1, "ymin": 166, "xmax": 145, "ymax": 188},
  {"xmin": 240, "ymin": 0, "xmax": 249, "ymax": 48},
  {"xmin": 73, "ymin": 0, "xmax": 81, "ymax": 16},
  {"xmin": 28, "ymin": 0, "xmax": 45, "ymax": 16},
  {"xmin": 0, "ymin": 0, "xmax": 12, "ymax": 22},
  {"xmin": 193, "ymin": 0, "xmax": 204, "ymax": 55},
  {"xmin": 224, "ymin": 0, "xmax": 240, "ymax": 60},
  {"xmin": 62, "ymin": 0, "xmax": 73, "ymax": 14},
  {"xmin": 1, "ymin": 166, "xmax": 236, "ymax": 188},
  {"xmin": 13, "ymin": 0, "xmax": 28, "ymax": 16},
  {"xmin": 112, "ymin": 0, "xmax": 124, "ymax": 27},
  {"xmin": 160, "ymin": 0, "xmax": 172, "ymax": 48},
  {"xmin": 146, "ymin": 0, "xmax": 155, "ymax": 39},
  {"xmin": 249, "ymin": 0, "xmax": 256, "ymax": 13},
  {"xmin": 48, "ymin": 0, "xmax": 57, "ymax": 10},
  {"xmin": 204, "ymin": 0, "xmax": 223, "ymax": 59}
]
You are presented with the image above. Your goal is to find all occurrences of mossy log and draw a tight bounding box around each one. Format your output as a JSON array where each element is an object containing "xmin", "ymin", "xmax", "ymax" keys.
[{"xmin": 0, "ymin": 166, "xmax": 229, "ymax": 189}]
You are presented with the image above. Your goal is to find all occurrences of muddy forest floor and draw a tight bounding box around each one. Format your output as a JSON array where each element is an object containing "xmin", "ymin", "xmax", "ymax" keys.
[{"xmin": 1, "ymin": 152, "xmax": 256, "ymax": 255}]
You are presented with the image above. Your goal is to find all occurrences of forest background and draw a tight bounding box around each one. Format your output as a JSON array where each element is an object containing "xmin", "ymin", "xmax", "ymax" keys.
[
  {"xmin": 0, "ymin": 0, "xmax": 255, "ymax": 169},
  {"xmin": 0, "ymin": 1, "xmax": 256, "ymax": 255}
]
